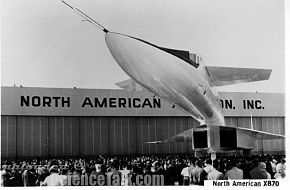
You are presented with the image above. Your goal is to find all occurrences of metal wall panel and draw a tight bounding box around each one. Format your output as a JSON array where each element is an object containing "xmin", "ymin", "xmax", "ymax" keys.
[
  {"xmin": 1, "ymin": 116, "xmax": 17, "ymax": 158},
  {"xmin": 121, "ymin": 117, "xmax": 129, "ymax": 154},
  {"xmin": 123, "ymin": 117, "xmax": 136, "ymax": 155},
  {"xmin": 80, "ymin": 117, "xmax": 92, "ymax": 155},
  {"xmin": 237, "ymin": 117, "xmax": 251, "ymax": 129},
  {"xmin": 155, "ymin": 117, "xmax": 163, "ymax": 154},
  {"xmin": 161, "ymin": 117, "xmax": 170, "ymax": 154},
  {"xmin": 63, "ymin": 117, "xmax": 79, "ymax": 156},
  {"xmin": 136, "ymin": 117, "xmax": 143, "ymax": 154},
  {"xmin": 148, "ymin": 118, "xmax": 156, "ymax": 154},
  {"xmin": 16, "ymin": 116, "xmax": 48, "ymax": 157},
  {"xmin": 141, "ymin": 117, "xmax": 149, "ymax": 154},
  {"xmin": 175, "ymin": 118, "xmax": 184, "ymax": 153},
  {"xmin": 115, "ymin": 118, "xmax": 123, "ymax": 154},
  {"xmin": 134, "ymin": 117, "xmax": 195, "ymax": 154},
  {"xmin": 168, "ymin": 118, "xmax": 177, "ymax": 153},
  {"xmin": 261, "ymin": 118, "xmax": 271, "ymax": 151},
  {"xmin": 17, "ymin": 116, "xmax": 31, "ymax": 157},
  {"xmin": 278, "ymin": 117, "xmax": 285, "ymax": 151},
  {"xmin": 1, "ymin": 115, "xmax": 285, "ymax": 159},
  {"xmin": 16, "ymin": 116, "xmax": 26, "ymax": 157},
  {"xmin": 261, "ymin": 117, "xmax": 285, "ymax": 152},
  {"xmin": 179, "ymin": 118, "xmax": 187, "ymax": 153},
  {"xmin": 99, "ymin": 117, "xmax": 109, "ymax": 155},
  {"xmin": 272, "ymin": 118, "xmax": 281, "ymax": 151},
  {"xmin": 108, "ymin": 117, "xmax": 120, "ymax": 154},
  {"xmin": 253, "ymin": 117, "xmax": 263, "ymax": 152},
  {"xmin": 79, "ymin": 117, "xmax": 109, "ymax": 156},
  {"xmin": 48, "ymin": 117, "xmax": 79, "ymax": 157},
  {"xmin": 32, "ymin": 117, "xmax": 41, "ymax": 157},
  {"xmin": 224, "ymin": 117, "xmax": 238, "ymax": 127},
  {"xmin": 253, "ymin": 117, "xmax": 262, "ymax": 131},
  {"xmin": 128, "ymin": 117, "xmax": 137, "ymax": 154},
  {"xmin": 34, "ymin": 117, "xmax": 49, "ymax": 157},
  {"xmin": 49, "ymin": 117, "xmax": 60, "ymax": 156},
  {"xmin": 56, "ymin": 117, "xmax": 64, "ymax": 156}
]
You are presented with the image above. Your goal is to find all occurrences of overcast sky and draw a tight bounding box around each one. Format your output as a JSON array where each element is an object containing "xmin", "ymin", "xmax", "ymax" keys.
[{"xmin": 1, "ymin": 0, "xmax": 285, "ymax": 93}]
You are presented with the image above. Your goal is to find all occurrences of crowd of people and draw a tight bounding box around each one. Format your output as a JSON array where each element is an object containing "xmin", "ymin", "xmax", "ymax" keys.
[{"xmin": 1, "ymin": 154, "xmax": 286, "ymax": 186}]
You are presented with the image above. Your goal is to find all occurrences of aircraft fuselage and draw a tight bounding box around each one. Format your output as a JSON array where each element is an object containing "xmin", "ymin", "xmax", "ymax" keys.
[{"xmin": 105, "ymin": 32, "xmax": 225, "ymax": 126}]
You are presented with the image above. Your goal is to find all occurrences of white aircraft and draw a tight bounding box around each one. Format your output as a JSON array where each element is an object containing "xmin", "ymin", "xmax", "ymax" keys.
[{"xmin": 62, "ymin": 1, "xmax": 284, "ymax": 146}]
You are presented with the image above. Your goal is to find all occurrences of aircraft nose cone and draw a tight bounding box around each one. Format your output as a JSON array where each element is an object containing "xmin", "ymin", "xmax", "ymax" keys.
[
  {"xmin": 105, "ymin": 32, "xmax": 142, "ymax": 64},
  {"xmin": 105, "ymin": 32, "xmax": 136, "ymax": 73},
  {"xmin": 105, "ymin": 32, "xmax": 132, "ymax": 59},
  {"xmin": 105, "ymin": 32, "xmax": 153, "ymax": 82},
  {"xmin": 105, "ymin": 32, "xmax": 122, "ymax": 50}
]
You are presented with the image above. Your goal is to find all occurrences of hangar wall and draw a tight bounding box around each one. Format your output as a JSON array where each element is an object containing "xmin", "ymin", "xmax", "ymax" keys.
[
  {"xmin": 1, "ymin": 115, "xmax": 284, "ymax": 159},
  {"xmin": 1, "ymin": 116, "xmax": 199, "ymax": 159},
  {"xmin": 1, "ymin": 87, "xmax": 285, "ymax": 159}
]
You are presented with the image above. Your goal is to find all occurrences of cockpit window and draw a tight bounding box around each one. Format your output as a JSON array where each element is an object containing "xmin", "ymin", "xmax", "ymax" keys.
[{"xmin": 128, "ymin": 34, "xmax": 200, "ymax": 68}]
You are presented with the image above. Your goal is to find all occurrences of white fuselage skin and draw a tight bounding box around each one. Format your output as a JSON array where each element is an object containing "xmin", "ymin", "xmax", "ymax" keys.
[{"xmin": 105, "ymin": 32, "xmax": 225, "ymax": 126}]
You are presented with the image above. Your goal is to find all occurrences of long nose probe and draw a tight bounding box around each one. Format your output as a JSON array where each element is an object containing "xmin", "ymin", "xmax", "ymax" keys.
[{"xmin": 61, "ymin": 0, "xmax": 109, "ymax": 33}]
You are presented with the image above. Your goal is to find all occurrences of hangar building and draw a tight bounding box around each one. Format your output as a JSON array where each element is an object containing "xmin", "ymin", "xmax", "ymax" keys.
[{"xmin": 1, "ymin": 86, "xmax": 285, "ymax": 159}]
